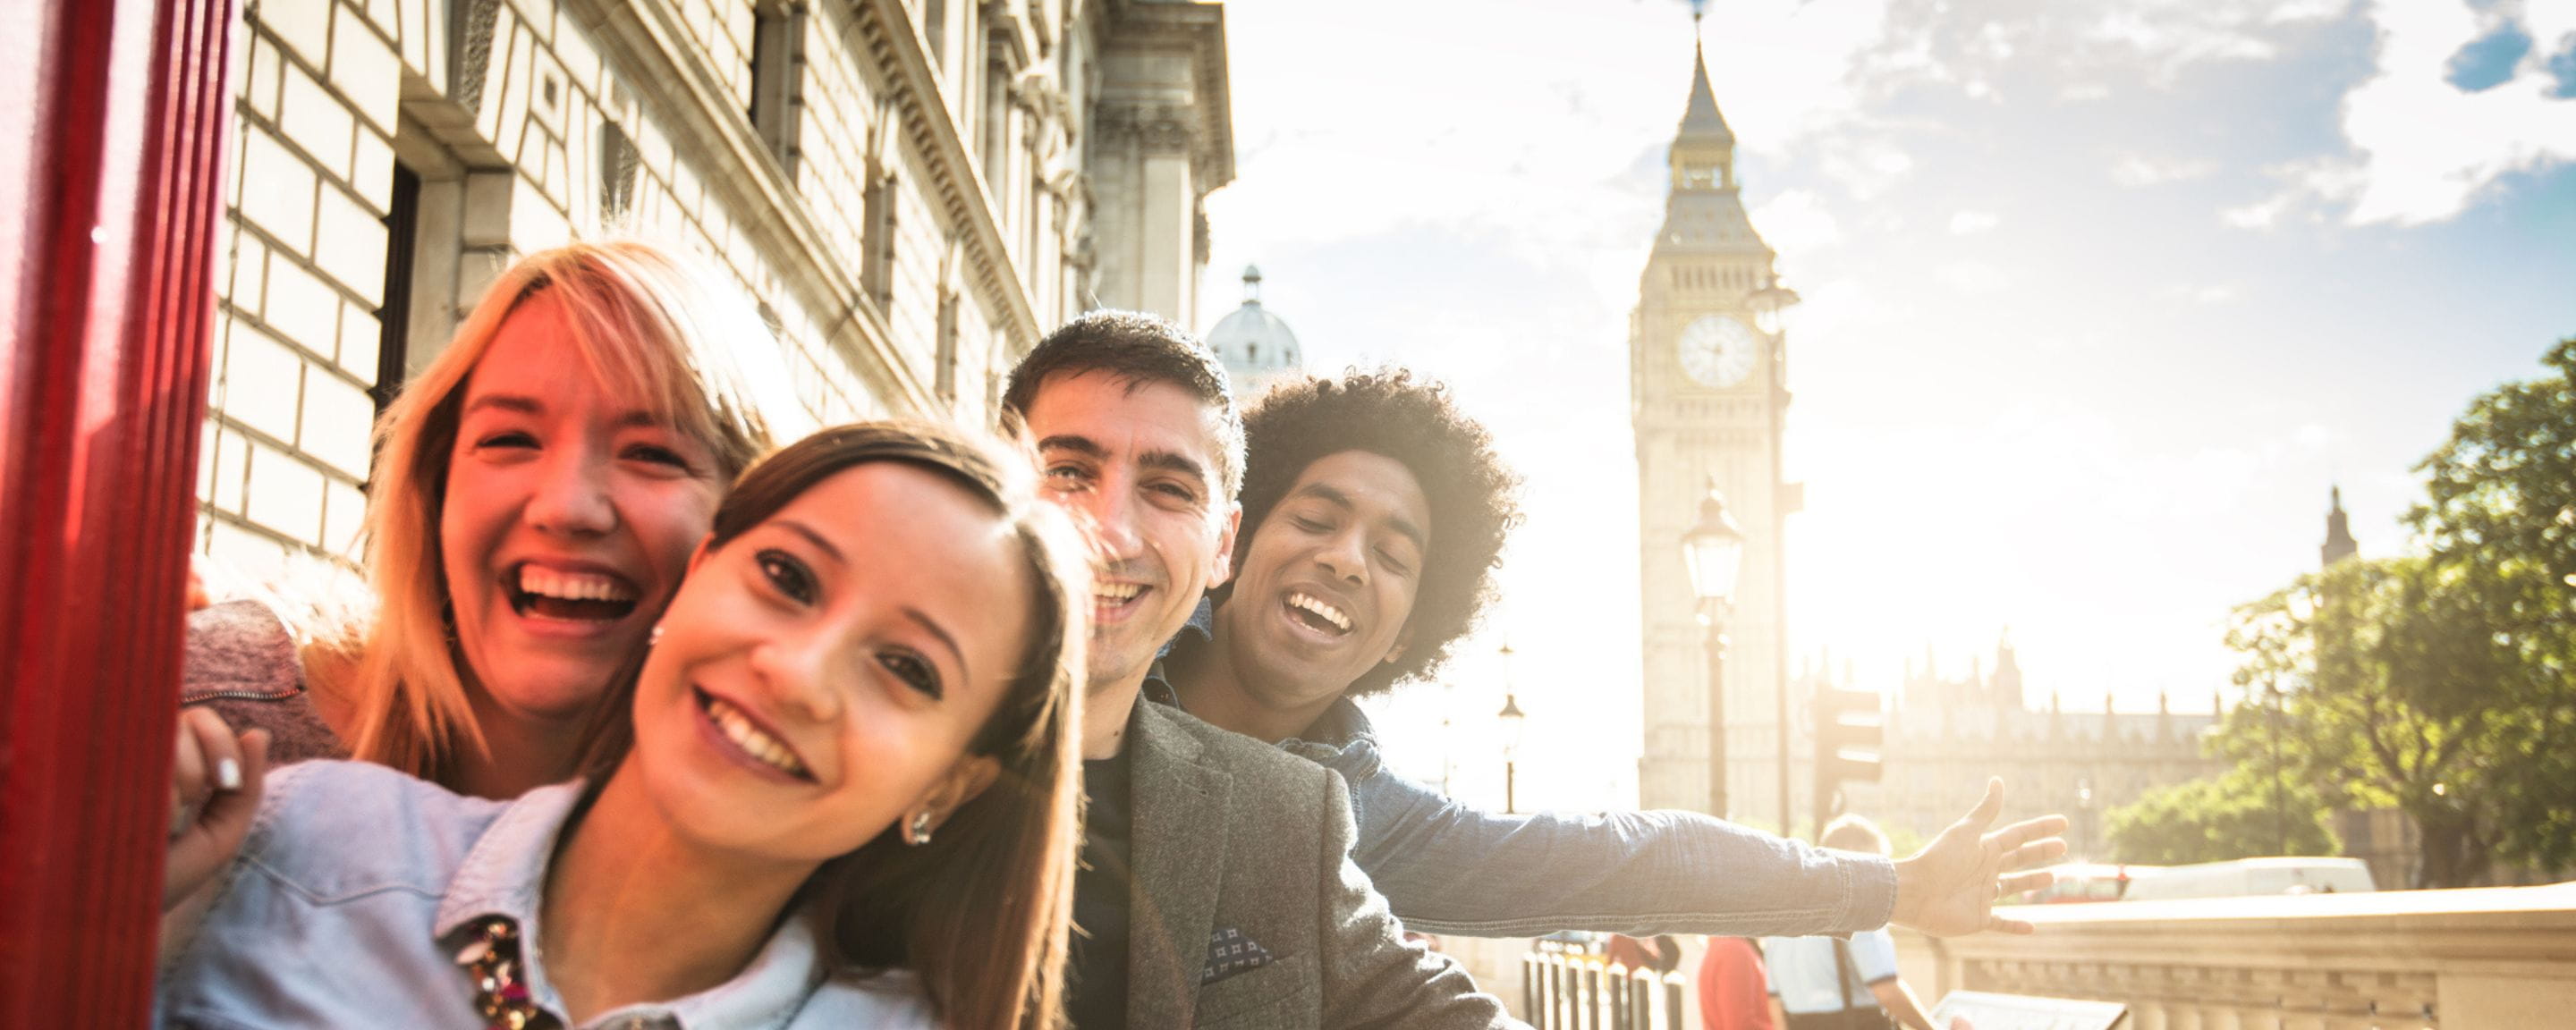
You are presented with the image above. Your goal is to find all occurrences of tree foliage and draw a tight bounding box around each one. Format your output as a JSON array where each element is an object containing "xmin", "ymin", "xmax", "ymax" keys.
[
  {"xmin": 2190, "ymin": 338, "xmax": 2576, "ymax": 888},
  {"xmin": 2105, "ymin": 764, "xmax": 2335, "ymax": 865}
]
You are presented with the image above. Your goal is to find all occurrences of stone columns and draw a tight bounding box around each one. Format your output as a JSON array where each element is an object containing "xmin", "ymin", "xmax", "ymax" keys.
[{"xmin": 1086, "ymin": 0, "xmax": 1232, "ymax": 328}]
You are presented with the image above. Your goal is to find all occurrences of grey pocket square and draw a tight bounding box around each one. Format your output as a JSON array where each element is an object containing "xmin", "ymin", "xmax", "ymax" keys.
[{"xmin": 1200, "ymin": 927, "xmax": 1275, "ymax": 985}]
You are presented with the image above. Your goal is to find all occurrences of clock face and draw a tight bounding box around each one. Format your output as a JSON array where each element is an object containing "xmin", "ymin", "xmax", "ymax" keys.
[{"xmin": 1679, "ymin": 315, "xmax": 1758, "ymax": 389}]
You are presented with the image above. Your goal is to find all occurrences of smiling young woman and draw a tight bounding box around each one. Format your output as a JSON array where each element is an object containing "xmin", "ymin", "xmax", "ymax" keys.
[
  {"xmin": 160, "ymin": 421, "xmax": 1089, "ymax": 1029},
  {"xmin": 182, "ymin": 240, "xmax": 784, "ymax": 801}
]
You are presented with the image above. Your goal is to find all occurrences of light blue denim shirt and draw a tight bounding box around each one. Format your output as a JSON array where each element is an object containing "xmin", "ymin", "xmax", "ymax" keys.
[
  {"xmin": 157, "ymin": 761, "xmax": 936, "ymax": 1029},
  {"xmin": 1148, "ymin": 599, "xmax": 1898, "ymax": 939}
]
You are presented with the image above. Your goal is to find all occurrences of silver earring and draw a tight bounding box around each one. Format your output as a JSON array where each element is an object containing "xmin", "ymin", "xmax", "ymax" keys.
[
  {"xmin": 648, "ymin": 623, "xmax": 663, "ymax": 646},
  {"xmin": 906, "ymin": 810, "xmax": 935, "ymax": 847}
]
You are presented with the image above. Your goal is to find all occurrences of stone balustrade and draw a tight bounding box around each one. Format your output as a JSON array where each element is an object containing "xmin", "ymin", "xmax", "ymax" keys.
[{"xmin": 1891, "ymin": 882, "xmax": 2576, "ymax": 1029}]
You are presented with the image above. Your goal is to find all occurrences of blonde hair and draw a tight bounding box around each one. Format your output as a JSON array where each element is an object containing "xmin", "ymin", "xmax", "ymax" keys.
[
  {"xmin": 331, "ymin": 240, "xmax": 781, "ymax": 786},
  {"xmin": 1821, "ymin": 814, "xmax": 1891, "ymax": 857},
  {"xmin": 573, "ymin": 420, "xmax": 1088, "ymax": 1030}
]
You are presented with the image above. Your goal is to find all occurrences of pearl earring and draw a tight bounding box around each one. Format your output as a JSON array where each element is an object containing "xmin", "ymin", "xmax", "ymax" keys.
[
  {"xmin": 648, "ymin": 623, "xmax": 663, "ymax": 646},
  {"xmin": 906, "ymin": 810, "xmax": 935, "ymax": 847}
]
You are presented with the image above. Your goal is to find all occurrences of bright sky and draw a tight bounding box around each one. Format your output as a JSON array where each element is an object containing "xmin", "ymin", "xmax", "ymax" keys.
[{"xmin": 1199, "ymin": 0, "xmax": 2576, "ymax": 812}]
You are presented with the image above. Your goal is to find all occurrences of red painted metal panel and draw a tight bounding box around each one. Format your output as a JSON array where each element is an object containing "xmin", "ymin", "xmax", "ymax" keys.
[{"xmin": 0, "ymin": 0, "xmax": 234, "ymax": 1022}]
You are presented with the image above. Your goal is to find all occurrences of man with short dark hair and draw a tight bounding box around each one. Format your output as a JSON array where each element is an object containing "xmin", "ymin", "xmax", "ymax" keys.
[
  {"xmin": 998, "ymin": 313, "xmax": 1508, "ymax": 1030},
  {"xmin": 1157, "ymin": 367, "xmax": 2066, "ymax": 943}
]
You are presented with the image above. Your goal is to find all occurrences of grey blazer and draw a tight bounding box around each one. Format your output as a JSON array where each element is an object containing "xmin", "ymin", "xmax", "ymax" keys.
[{"xmin": 1123, "ymin": 701, "xmax": 1521, "ymax": 1029}]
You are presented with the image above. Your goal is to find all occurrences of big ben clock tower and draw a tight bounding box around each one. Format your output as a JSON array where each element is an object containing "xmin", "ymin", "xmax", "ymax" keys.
[{"xmin": 1632, "ymin": 41, "xmax": 1800, "ymax": 824}]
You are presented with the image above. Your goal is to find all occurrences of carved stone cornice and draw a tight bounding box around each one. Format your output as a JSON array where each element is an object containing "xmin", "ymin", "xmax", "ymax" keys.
[
  {"xmin": 1094, "ymin": 102, "xmax": 1198, "ymax": 153},
  {"xmin": 561, "ymin": 0, "xmax": 936, "ymax": 414}
]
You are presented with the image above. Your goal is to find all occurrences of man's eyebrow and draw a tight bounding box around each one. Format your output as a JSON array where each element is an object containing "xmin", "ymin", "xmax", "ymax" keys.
[
  {"xmin": 904, "ymin": 609, "xmax": 969, "ymax": 685},
  {"xmin": 1139, "ymin": 450, "xmax": 1212, "ymax": 489},
  {"xmin": 1034, "ymin": 435, "xmax": 1106, "ymax": 459},
  {"xmin": 773, "ymin": 519, "xmax": 848, "ymax": 566}
]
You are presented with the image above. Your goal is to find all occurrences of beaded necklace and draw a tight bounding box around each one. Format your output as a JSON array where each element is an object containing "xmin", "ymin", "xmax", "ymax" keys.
[{"xmin": 454, "ymin": 916, "xmax": 548, "ymax": 1030}]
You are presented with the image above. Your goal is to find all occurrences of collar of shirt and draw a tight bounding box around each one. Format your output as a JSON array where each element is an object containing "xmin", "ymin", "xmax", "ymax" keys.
[
  {"xmin": 1145, "ymin": 597, "xmax": 1385, "ymax": 780},
  {"xmin": 431, "ymin": 781, "xmax": 826, "ymax": 1029}
]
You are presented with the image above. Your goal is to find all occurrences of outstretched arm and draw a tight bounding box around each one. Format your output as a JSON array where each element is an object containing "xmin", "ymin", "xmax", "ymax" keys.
[{"xmin": 1341, "ymin": 759, "xmax": 1894, "ymax": 939}]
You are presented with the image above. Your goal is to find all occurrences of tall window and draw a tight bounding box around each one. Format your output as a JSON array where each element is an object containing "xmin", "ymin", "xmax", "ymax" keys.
[
  {"xmin": 373, "ymin": 165, "xmax": 421, "ymax": 416},
  {"xmin": 934, "ymin": 288, "xmax": 959, "ymax": 404},
  {"xmin": 980, "ymin": 55, "xmax": 1011, "ymax": 194},
  {"xmin": 862, "ymin": 159, "xmax": 896, "ymax": 309},
  {"xmin": 750, "ymin": 1, "xmax": 807, "ymax": 182},
  {"xmin": 924, "ymin": 0, "xmax": 947, "ymax": 70}
]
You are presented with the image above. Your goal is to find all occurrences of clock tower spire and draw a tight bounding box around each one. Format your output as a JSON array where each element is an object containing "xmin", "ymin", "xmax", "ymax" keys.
[{"xmin": 1631, "ymin": 33, "xmax": 1798, "ymax": 826}]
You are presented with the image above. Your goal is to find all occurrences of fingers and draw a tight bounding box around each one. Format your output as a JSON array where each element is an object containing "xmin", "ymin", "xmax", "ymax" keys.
[
  {"xmin": 1984, "ymin": 813, "xmax": 2072, "ymax": 853},
  {"xmin": 170, "ymin": 708, "xmax": 233, "ymax": 834},
  {"xmin": 1998, "ymin": 837, "xmax": 2067, "ymax": 873},
  {"xmin": 1996, "ymin": 869, "xmax": 2055, "ymax": 897},
  {"xmin": 165, "ymin": 722, "xmax": 267, "ymax": 912},
  {"xmin": 1987, "ymin": 911, "xmax": 2036, "ymax": 935},
  {"xmin": 1955, "ymin": 777, "xmax": 2004, "ymax": 832}
]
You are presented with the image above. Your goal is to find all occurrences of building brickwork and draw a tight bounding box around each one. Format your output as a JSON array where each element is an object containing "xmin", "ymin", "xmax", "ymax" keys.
[{"xmin": 194, "ymin": 0, "xmax": 1232, "ymax": 582}]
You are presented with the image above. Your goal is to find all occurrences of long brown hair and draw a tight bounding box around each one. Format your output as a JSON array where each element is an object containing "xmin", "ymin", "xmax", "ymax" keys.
[
  {"xmin": 576, "ymin": 420, "xmax": 1087, "ymax": 1030},
  {"xmin": 329, "ymin": 240, "xmax": 782, "ymax": 786}
]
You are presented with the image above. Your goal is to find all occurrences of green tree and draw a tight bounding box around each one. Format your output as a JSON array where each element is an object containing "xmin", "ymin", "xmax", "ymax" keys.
[
  {"xmin": 2406, "ymin": 336, "xmax": 2576, "ymax": 874},
  {"xmin": 2227, "ymin": 557, "xmax": 2511, "ymax": 887},
  {"xmin": 2104, "ymin": 764, "xmax": 2336, "ymax": 865}
]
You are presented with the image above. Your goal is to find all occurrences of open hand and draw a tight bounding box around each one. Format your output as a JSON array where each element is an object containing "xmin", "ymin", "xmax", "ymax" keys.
[
  {"xmin": 1889, "ymin": 778, "xmax": 2067, "ymax": 936},
  {"xmin": 165, "ymin": 707, "xmax": 269, "ymax": 911}
]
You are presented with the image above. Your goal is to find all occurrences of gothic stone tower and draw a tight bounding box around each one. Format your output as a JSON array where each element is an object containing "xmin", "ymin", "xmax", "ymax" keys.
[{"xmin": 1632, "ymin": 46, "xmax": 1797, "ymax": 823}]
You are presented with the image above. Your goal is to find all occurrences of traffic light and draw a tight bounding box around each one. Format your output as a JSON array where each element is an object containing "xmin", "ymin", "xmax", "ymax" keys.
[{"xmin": 1813, "ymin": 686, "xmax": 1884, "ymax": 834}]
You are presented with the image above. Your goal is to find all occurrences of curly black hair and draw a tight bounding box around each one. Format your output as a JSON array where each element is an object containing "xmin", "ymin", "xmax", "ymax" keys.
[{"xmin": 1230, "ymin": 368, "xmax": 1524, "ymax": 697}]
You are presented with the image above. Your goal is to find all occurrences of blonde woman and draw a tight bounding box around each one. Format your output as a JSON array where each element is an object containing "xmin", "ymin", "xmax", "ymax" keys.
[
  {"xmin": 185, "ymin": 241, "xmax": 786, "ymax": 799},
  {"xmin": 164, "ymin": 422, "xmax": 1085, "ymax": 1029}
]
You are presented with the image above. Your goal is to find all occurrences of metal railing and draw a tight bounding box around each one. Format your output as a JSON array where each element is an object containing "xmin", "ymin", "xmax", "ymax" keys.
[{"xmin": 1520, "ymin": 951, "xmax": 1690, "ymax": 1029}]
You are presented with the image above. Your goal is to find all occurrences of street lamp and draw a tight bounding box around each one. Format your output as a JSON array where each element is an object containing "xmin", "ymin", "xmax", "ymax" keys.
[
  {"xmin": 1746, "ymin": 281, "xmax": 1801, "ymax": 336},
  {"xmin": 2075, "ymin": 776, "xmax": 2096, "ymax": 860},
  {"xmin": 1498, "ymin": 683, "xmax": 1527, "ymax": 814},
  {"xmin": 1682, "ymin": 478, "xmax": 1747, "ymax": 819},
  {"xmin": 1744, "ymin": 277, "xmax": 1801, "ymax": 829}
]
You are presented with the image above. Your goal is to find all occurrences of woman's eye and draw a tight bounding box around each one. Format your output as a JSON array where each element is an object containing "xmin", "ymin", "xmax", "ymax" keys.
[
  {"xmin": 476, "ymin": 430, "xmax": 538, "ymax": 450},
  {"xmin": 756, "ymin": 549, "xmax": 818, "ymax": 604},
  {"xmin": 625, "ymin": 443, "xmax": 693, "ymax": 471},
  {"xmin": 879, "ymin": 651, "xmax": 943, "ymax": 699}
]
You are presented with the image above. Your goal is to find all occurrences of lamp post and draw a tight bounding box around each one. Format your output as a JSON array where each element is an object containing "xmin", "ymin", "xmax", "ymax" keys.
[
  {"xmin": 1682, "ymin": 479, "xmax": 1747, "ymax": 819},
  {"xmin": 2075, "ymin": 776, "xmax": 2096, "ymax": 860},
  {"xmin": 1747, "ymin": 280, "xmax": 1801, "ymax": 829},
  {"xmin": 1498, "ymin": 684, "xmax": 1527, "ymax": 814}
]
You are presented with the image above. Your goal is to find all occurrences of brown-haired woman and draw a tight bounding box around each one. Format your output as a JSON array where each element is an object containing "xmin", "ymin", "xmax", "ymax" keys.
[
  {"xmin": 186, "ymin": 239, "xmax": 792, "ymax": 800},
  {"xmin": 163, "ymin": 421, "xmax": 1086, "ymax": 1029}
]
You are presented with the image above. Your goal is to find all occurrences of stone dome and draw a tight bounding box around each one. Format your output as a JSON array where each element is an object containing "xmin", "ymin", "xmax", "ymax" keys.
[{"xmin": 1208, "ymin": 265, "xmax": 1301, "ymax": 383}]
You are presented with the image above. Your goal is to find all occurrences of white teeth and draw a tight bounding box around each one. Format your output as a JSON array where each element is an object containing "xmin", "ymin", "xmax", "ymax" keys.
[
  {"xmin": 701, "ymin": 695, "xmax": 809, "ymax": 778},
  {"xmin": 1288, "ymin": 592, "xmax": 1352, "ymax": 632},
  {"xmin": 1096, "ymin": 581, "xmax": 1141, "ymax": 603},
  {"xmin": 516, "ymin": 565, "xmax": 639, "ymax": 604}
]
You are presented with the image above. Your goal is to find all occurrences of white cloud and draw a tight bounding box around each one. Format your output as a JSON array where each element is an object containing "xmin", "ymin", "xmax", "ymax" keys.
[
  {"xmin": 2112, "ymin": 155, "xmax": 2220, "ymax": 187},
  {"xmin": 1821, "ymin": 137, "xmax": 1918, "ymax": 200},
  {"xmin": 1937, "ymin": 261, "xmax": 2012, "ymax": 293},
  {"xmin": 2323, "ymin": 0, "xmax": 2576, "ymax": 224},
  {"xmin": 2221, "ymin": 194, "xmax": 2292, "ymax": 228},
  {"xmin": 1752, "ymin": 189, "xmax": 1844, "ymax": 254},
  {"xmin": 2081, "ymin": 0, "xmax": 2349, "ymax": 80},
  {"xmin": 1948, "ymin": 209, "xmax": 2001, "ymax": 234}
]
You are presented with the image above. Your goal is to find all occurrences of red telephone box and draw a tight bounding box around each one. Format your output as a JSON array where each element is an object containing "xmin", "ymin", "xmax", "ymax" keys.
[{"xmin": 0, "ymin": 0, "xmax": 234, "ymax": 1022}]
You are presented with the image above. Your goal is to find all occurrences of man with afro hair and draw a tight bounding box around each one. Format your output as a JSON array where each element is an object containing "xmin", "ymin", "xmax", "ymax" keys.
[{"xmin": 1152, "ymin": 368, "xmax": 2070, "ymax": 943}]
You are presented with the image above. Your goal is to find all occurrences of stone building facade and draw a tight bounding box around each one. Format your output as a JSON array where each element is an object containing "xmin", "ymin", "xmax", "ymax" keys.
[
  {"xmin": 193, "ymin": 0, "xmax": 1232, "ymax": 578},
  {"xmin": 1837, "ymin": 638, "xmax": 2225, "ymax": 857}
]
